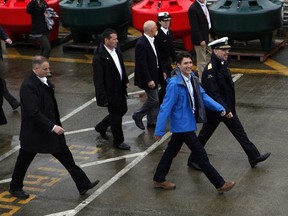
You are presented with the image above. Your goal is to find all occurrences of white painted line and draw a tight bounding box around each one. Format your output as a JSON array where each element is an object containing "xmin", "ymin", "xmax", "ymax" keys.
[
  {"xmin": 128, "ymin": 90, "xmax": 145, "ymax": 96},
  {"xmin": 60, "ymin": 98, "xmax": 96, "ymax": 122},
  {"xmin": 0, "ymin": 178, "xmax": 11, "ymax": 184},
  {"xmin": 0, "ymin": 136, "xmax": 20, "ymax": 163},
  {"xmin": 80, "ymin": 152, "xmax": 143, "ymax": 168},
  {"xmin": 45, "ymin": 132, "xmax": 172, "ymax": 216},
  {"xmin": 232, "ymin": 74, "xmax": 243, "ymax": 82},
  {"xmin": 64, "ymin": 118, "xmax": 147, "ymax": 135},
  {"xmin": 64, "ymin": 128, "xmax": 95, "ymax": 135}
]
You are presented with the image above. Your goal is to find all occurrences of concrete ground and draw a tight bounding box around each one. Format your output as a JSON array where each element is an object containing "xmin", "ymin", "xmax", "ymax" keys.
[{"xmin": 0, "ymin": 37, "xmax": 288, "ymax": 216}]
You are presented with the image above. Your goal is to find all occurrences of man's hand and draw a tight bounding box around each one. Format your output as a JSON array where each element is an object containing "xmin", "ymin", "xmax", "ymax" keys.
[
  {"xmin": 200, "ymin": 40, "xmax": 206, "ymax": 47},
  {"xmin": 5, "ymin": 38, "xmax": 12, "ymax": 45},
  {"xmin": 225, "ymin": 112, "xmax": 233, "ymax": 118},
  {"xmin": 163, "ymin": 72, "xmax": 167, "ymax": 80},
  {"xmin": 148, "ymin": 80, "xmax": 155, "ymax": 89},
  {"xmin": 53, "ymin": 125, "xmax": 65, "ymax": 135},
  {"xmin": 154, "ymin": 136, "xmax": 162, "ymax": 141}
]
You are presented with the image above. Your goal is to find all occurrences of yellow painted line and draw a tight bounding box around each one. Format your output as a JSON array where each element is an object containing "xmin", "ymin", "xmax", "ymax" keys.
[
  {"xmin": 264, "ymin": 58, "xmax": 288, "ymax": 75},
  {"xmin": 230, "ymin": 68, "xmax": 277, "ymax": 74},
  {"xmin": 0, "ymin": 203, "xmax": 21, "ymax": 215},
  {"xmin": 4, "ymin": 48, "xmax": 288, "ymax": 76}
]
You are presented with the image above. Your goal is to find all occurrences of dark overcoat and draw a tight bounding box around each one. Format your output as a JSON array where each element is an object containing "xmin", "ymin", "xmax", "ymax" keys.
[
  {"xmin": 202, "ymin": 53, "xmax": 236, "ymax": 120},
  {"xmin": 188, "ymin": 1, "xmax": 210, "ymax": 45},
  {"xmin": 154, "ymin": 28, "xmax": 176, "ymax": 63},
  {"xmin": 19, "ymin": 72, "xmax": 65, "ymax": 153},
  {"xmin": 0, "ymin": 25, "xmax": 9, "ymax": 60},
  {"xmin": 0, "ymin": 81, "xmax": 7, "ymax": 125},
  {"xmin": 26, "ymin": 0, "xmax": 49, "ymax": 35},
  {"xmin": 134, "ymin": 35, "xmax": 164, "ymax": 90},
  {"xmin": 92, "ymin": 43, "xmax": 128, "ymax": 107},
  {"xmin": 0, "ymin": 26, "xmax": 8, "ymax": 125}
]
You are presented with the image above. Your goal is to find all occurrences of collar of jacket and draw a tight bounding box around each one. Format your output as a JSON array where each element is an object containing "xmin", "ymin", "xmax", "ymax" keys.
[
  {"xmin": 31, "ymin": 72, "xmax": 54, "ymax": 89},
  {"xmin": 95, "ymin": 43, "xmax": 119, "ymax": 61},
  {"xmin": 174, "ymin": 68, "xmax": 207, "ymax": 123}
]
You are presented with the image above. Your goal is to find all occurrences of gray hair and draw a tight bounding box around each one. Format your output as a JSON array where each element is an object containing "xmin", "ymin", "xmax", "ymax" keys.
[{"xmin": 32, "ymin": 56, "xmax": 48, "ymax": 69}]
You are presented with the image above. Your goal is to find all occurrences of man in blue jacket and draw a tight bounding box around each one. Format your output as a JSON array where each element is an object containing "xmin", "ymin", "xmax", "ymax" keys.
[{"xmin": 153, "ymin": 52, "xmax": 235, "ymax": 193}]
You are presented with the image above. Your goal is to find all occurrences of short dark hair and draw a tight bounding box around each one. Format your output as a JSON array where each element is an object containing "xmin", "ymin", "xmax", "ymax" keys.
[
  {"xmin": 175, "ymin": 52, "xmax": 192, "ymax": 64},
  {"xmin": 101, "ymin": 28, "xmax": 117, "ymax": 43}
]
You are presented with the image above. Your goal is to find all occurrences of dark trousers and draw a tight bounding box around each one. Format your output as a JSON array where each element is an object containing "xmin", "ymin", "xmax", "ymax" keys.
[
  {"xmin": 0, "ymin": 78, "xmax": 19, "ymax": 109},
  {"xmin": 153, "ymin": 131, "xmax": 225, "ymax": 188},
  {"xmin": 133, "ymin": 88, "xmax": 159, "ymax": 125},
  {"xmin": 37, "ymin": 35, "xmax": 51, "ymax": 59},
  {"xmin": 10, "ymin": 146, "xmax": 91, "ymax": 192},
  {"xmin": 188, "ymin": 114, "xmax": 261, "ymax": 163},
  {"xmin": 95, "ymin": 96, "xmax": 127, "ymax": 146}
]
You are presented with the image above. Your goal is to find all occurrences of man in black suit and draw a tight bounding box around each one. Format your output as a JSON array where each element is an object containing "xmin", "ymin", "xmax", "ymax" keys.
[
  {"xmin": 92, "ymin": 29, "xmax": 130, "ymax": 150},
  {"xmin": 188, "ymin": 0, "xmax": 211, "ymax": 79},
  {"xmin": 132, "ymin": 20, "xmax": 164, "ymax": 130},
  {"xmin": 9, "ymin": 56, "xmax": 99, "ymax": 199}
]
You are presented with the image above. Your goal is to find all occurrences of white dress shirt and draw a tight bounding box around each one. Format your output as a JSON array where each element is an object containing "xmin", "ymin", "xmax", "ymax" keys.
[
  {"xmin": 144, "ymin": 33, "xmax": 159, "ymax": 68},
  {"xmin": 197, "ymin": 0, "xmax": 211, "ymax": 29},
  {"xmin": 104, "ymin": 45, "xmax": 122, "ymax": 80}
]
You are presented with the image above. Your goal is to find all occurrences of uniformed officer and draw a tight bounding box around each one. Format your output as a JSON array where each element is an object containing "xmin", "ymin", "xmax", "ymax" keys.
[
  {"xmin": 154, "ymin": 11, "xmax": 176, "ymax": 104},
  {"xmin": 187, "ymin": 37, "xmax": 271, "ymax": 170}
]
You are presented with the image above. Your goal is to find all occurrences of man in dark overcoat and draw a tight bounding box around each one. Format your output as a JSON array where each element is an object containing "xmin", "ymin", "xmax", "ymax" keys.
[
  {"xmin": 187, "ymin": 37, "xmax": 271, "ymax": 170},
  {"xmin": 9, "ymin": 56, "xmax": 99, "ymax": 199},
  {"xmin": 132, "ymin": 20, "xmax": 164, "ymax": 130},
  {"xmin": 92, "ymin": 28, "xmax": 130, "ymax": 150},
  {"xmin": 0, "ymin": 25, "xmax": 21, "ymax": 110}
]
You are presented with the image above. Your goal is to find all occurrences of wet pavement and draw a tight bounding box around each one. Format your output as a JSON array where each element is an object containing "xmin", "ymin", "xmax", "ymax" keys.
[{"xmin": 1, "ymin": 37, "xmax": 288, "ymax": 216}]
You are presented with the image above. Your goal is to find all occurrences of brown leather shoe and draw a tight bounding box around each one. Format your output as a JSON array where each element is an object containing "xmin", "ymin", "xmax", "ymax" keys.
[
  {"xmin": 217, "ymin": 181, "xmax": 235, "ymax": 193},
  {"xmin": 154, "ymin": 181, "xmax": 176, "ymax": 190}
]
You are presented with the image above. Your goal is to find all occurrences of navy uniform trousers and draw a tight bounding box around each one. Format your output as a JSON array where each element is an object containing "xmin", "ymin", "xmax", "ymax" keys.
[{"xmin": 189, "ymin": 113, "xmax": 261, "ymax": 163}]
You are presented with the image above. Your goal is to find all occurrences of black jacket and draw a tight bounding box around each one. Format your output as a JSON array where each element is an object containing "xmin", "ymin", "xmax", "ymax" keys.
[
  {"xmin": 134, "ymin": 35, "xmax": 164, "ymax": 90},
  {"xmin": 19, "ymin": 72, "xmax": 65, "ymax": 153},
  {"xmin": 154, "ymin": 28, "xmax": 176, "ymax": 63},
  {"xmin": 0, "ymin": 25, "xmax": 9, "ymax": 60},
  {"xmin": 188, "ymin": 1, "xmax": 210, "ymax": 45},
  {"xmin": 0, "ymin": 26, "xmax": 8, "ymax": 125},
  {"xmin": 26, "ymin": 0, "xmax": 49, "ymax": 35},
  {"xmin": 92, "ymin": 43, "xmax": 128, "ymax": 107},
  {"xmin": 202, "ymin": 53, "xmax": 235, "ymax": 119}
]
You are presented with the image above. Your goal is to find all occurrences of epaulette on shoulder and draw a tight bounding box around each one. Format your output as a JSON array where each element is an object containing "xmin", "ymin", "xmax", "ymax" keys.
[{"xmin": 207, "ymin": 63, "xmax": 212, "ymax": 70}]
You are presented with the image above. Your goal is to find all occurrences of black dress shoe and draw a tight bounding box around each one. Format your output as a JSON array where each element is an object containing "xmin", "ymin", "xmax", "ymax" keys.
[
  {"xmin": 94, "ymin": 126, "xmax": 108, "ymax": 140},
  {"xmin": 80, "ymin": 180, "xmax": 100, "ymax": 195},
  {"xmin": 147, "ymin": 123, "xmax": 156, "ymax": 129},
  {"xmin": 132, "ymin": 114, "xmax": 145, "ymax": 130},
  {"xmin": 187, "ymin": 161, "xmax": 202, "ymax": 171},
  {"xmin": 9, "ymin": 189, "xmax": 30, "ymax": 199},
  {"xmin": 249, "ymin": 152, "xmax": 271, "ymax": 168},
  {"xmin": 114, "ymin": 143, "xmax": 131, "ymax": 150}
]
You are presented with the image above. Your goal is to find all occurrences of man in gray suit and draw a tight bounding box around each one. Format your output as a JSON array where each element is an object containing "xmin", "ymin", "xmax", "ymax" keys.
[{"xmin": 132, "ymin": 20, "xmax": 164, "ymax": 130}]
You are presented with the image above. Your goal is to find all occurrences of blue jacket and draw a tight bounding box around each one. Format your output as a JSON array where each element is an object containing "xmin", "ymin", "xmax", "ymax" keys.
[{"xmin": 155, "ymin": 68, "xmax": 225, "ymax": 137}]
